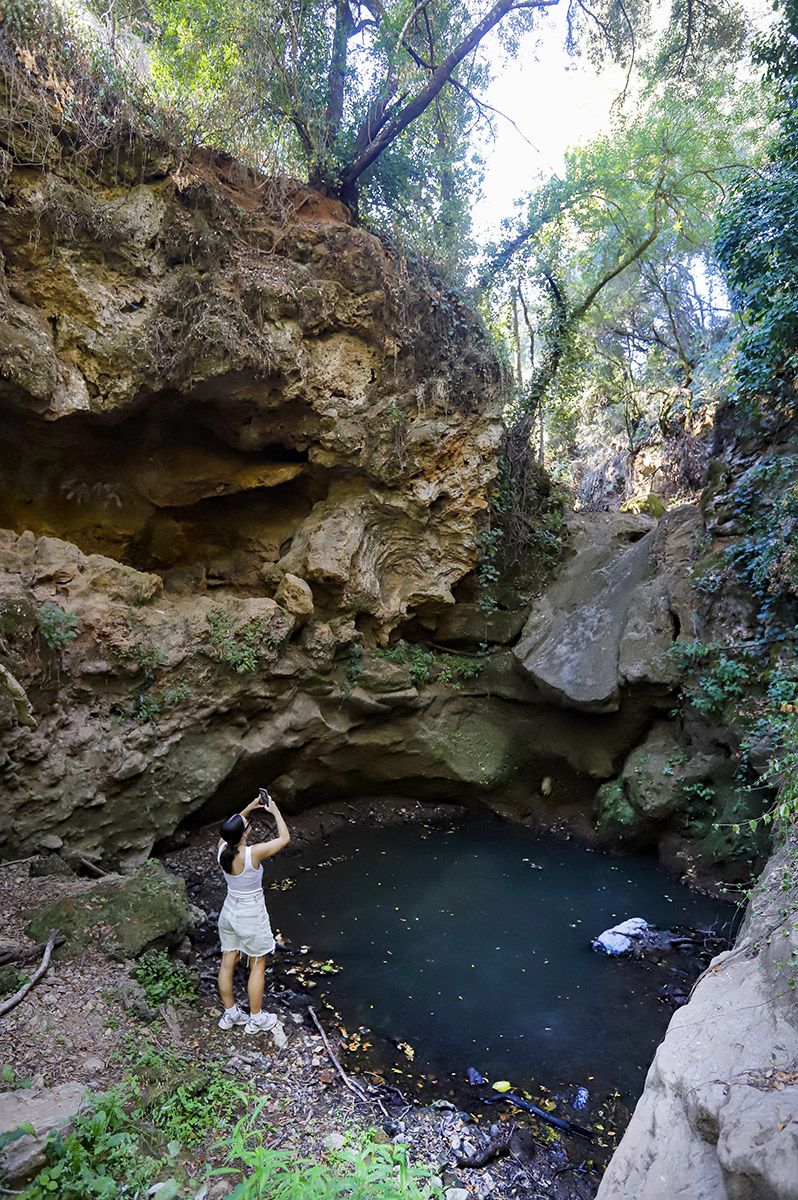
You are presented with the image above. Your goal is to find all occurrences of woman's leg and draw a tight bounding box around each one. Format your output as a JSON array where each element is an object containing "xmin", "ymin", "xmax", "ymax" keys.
[
  {"xmin": 248, "ymin": 955, "xmax": 266, "ymax": 1016},
  {"xmin": 218, "ymin": 950, "xmax": 240, "ymax": 1009}
]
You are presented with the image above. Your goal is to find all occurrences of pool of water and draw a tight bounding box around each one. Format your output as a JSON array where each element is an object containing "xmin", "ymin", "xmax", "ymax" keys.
[{"xmin": 266, "ymin": 817, "xmax": 737, "ymax": 1105}]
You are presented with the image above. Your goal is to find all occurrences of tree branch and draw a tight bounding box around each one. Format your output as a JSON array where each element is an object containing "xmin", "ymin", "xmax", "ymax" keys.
[
  {"xmin": 339, "ymin": 0, "xmax": 560, "ymax": 191},
  {"xmin": 573, "ymin": 224, "xmax": 660, "ymax": 319},
  {"xmin": 0, "ymin": 930, "xmax": 59, "ymax": 1018}
]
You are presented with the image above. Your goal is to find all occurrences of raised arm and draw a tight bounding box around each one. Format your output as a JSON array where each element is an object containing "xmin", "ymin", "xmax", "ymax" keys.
[{"xmin": 251, "ymin": 795, "xmax": 291, "ymax": 866}]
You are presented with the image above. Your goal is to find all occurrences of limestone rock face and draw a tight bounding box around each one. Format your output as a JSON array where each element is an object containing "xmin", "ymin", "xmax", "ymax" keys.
[
  {"xmin": 597, "ymin": 834, "xmax": 798, "ymax": 1200},
  {"xmin": 593, "ymin": 717, "xmax": 767, "ymax": 886},
  {"xmin": 0, "ymin": 65, "xmax": 503, "ymax": 629},
  {"xmin": 513, "ymin": 506, "xmax": 703, "ymax": 712}
]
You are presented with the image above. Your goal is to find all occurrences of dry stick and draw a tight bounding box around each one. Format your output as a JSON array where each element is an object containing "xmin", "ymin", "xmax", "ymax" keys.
[
  {"xmin": 0, "ymin": 856, "xmax": 36, "ymax": 870},
  {"xmin": 0, "ymin": 929, "xmax": 59, "ymax": 1018},
  {"xmin": 79, "ymin": 857, "xmax": 108, "ymax": 878},
  {"xmin": 0, "ymin": 934, "xmax": 65, "ymax": 967},
  {"xmin": 307, "ymin": 1006, "xmax": 390, "ymax": 1119}
]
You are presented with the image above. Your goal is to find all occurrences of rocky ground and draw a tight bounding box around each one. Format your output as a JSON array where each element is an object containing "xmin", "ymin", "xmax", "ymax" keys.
[{"xmin": 0, "ymin": 834, "xmax": 602, "ymax": 1200}]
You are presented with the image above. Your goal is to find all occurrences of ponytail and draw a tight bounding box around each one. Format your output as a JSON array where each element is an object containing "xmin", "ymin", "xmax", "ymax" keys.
[{"xmin": 219, "ymin": 813, "xmax": 245, "ymax": 873}]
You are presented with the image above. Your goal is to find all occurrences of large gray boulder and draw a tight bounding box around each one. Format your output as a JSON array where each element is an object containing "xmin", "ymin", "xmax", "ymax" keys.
[
  {"xmin": 0, "ymin": 1082, "xmax": 86, "ymax": 1183},
  {"xmin": 597, "ymin": 834, "xmax": 798, "ymax": 1200},
  {"xmin": 514, "ymin": 507, "xmax": 702, "ymax": 712}
]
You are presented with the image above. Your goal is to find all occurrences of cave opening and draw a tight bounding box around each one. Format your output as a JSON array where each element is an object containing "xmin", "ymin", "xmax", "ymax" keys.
[{"xmin": 0, "ymin": 395, "xmax": 328, "ymax": 591}]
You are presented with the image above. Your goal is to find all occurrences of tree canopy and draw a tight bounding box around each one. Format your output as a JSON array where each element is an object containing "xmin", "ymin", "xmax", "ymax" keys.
[{"xmin": 7, "ymin": 0, "xmax": 751, "ymax": 259}]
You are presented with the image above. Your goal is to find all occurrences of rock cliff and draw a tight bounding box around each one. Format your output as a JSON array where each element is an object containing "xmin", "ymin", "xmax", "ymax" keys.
[
  {"xmin": 0, "ymin": 56, "xmax": 510, "ymax": 862},
  {"xmin": 597, "ymin": 831, "xmax": 798, "ymax": 1200}
]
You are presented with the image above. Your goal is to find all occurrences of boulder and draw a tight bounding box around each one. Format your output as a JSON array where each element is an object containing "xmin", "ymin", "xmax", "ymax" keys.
[
  {"xmin": 513, "ymin": 513, "xmax": 657, "ymax": 711},
  {"xmin": 25, "ymin": 860, "xmax": 191, "ymax": 958},
  {"xmin": 274, "ymin": 573, "xmax": 314, "ymax": 624},
  {"xmin": 0, "ymin": 1082, "xmax": 86, "ymax": 1183},
  {"xmin": 514, "ymin": 507, "xmax": 703, "ymax": 712}
]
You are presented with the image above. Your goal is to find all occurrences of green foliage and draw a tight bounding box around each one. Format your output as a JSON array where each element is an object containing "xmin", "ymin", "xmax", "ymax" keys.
[
  {"xmin": 35, "ymin": 603, "xmax": 80, "ymax": 650},
  {"xmin": 151, "ymin": 1076, "xmax": 245, "ymax": 1148},
  {"xmin": 340, "ymin": 643, "xmax": 364, "ymax": 697},
  {"xmin": 119, "ymin": 639, "xmax": 168, "ymax": 683},
  {"xmin": 133, "ymin": 950, "xmax": 197, "ymax": 1007},
  {"xmin": 373, "ymin": 641, "xmax": 483, "ymax": 689},
  {"xmin": 682, "ymin": 781, "xmax": 716, "ymax": 806},
  {"xmin": 375, "ymin": 640, "xmax": 436, "ymax": 686},
  {"xmin": 116, "ymin": 682, "xmax": 190, "ymax": 724},
  {"xmin": 721, "ymin": 456, "xmax": 798, "ymax": 640},
  {"xmin": 476, "ymin": 454, "xmax": 563, "ymax": 614},
  {"xmin": 685, "ymin": 654, "xmax": 751, "ymax": 715},
  {"xmin": 716, "ymin": 0, "xmax": 798, "ymax": 413},
  {"xmin": 486, "ymin": 74, "xmax": 764, "ymax": 495},
  {"xmin": 20, "ymin": 1086, "xmax": 163, "ymax": 1200},
  {"xmin": 211, "ymin": 1115, "xmax": 444, "ymax": 1200},
  {"xmin": 206, "ymin": 609, "xmax": 284, "ymax": 673}
]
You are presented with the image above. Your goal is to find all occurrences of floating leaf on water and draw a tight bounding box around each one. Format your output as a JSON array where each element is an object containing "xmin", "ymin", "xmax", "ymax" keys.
[{"xmin": 492, "ymin": 1080, "xmax": 512, "ymax": 1093}]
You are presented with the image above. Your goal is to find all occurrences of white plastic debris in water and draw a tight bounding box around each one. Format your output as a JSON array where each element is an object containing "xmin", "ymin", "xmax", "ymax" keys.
[{"xmin": 591, "ymin": 917, "xmax": 649, "ymax": 955}]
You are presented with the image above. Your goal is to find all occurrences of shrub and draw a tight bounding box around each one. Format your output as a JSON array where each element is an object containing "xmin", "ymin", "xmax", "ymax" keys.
[
  {"xmin": 207, "ymin": 609, "xmax": 283, "ymax": 673},
  {"xmin": 151, "ymin": 1076, "xmax": 245, "ymax": 1147},
  {"xmin": 21, "ymin": 1086, "xmax": 164, "ymax": 1200},
  {"xmin": 133, "ymin": 950, "xmax": 197, "ymax": 1007},
  {"xmin": 373, "ymin": 641, "xmax": 483, "ymax": 689},
  {"xmin": 685, "ymin": 654, "xmax": 752, "ymax": 716},
  {"xmin": 35, "ymin": 603, "xmax": 80, "ymax": 650}
]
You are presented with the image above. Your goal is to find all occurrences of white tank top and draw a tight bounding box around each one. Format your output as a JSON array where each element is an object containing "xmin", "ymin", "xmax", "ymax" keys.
[{"xmin": 217, "ymin": 844, "xmax": 264, "ymax": 897}]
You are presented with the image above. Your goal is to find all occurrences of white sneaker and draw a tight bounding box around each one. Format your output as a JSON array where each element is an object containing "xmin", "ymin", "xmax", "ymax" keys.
[
  {"xmin": 218, "ymin": 1004, "xmax": 248, "ymax": 1030},
  {"xmin": 244, "ymin": 1011, "xmax": 278, "ymax": 1036}
]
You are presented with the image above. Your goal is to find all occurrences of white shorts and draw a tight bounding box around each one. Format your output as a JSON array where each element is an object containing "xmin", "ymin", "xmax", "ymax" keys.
[{"xmin": 218, "ymin": 892, "xmax": 276, "ymax": 959}]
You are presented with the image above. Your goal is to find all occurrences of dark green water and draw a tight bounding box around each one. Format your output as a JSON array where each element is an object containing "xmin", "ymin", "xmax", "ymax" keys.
[{"xmin": 267, "ymin": 818, "xmax": 737, "ymax": 1105}]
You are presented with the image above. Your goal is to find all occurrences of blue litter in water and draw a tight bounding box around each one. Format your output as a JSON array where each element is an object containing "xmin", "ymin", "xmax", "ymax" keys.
[
  {"xmin": 573, "ymin": 1087, "xmax": 589, "ymax": 1110},
  {"xmin": 467, "ymin": 1067, "xmax": 487, "ymax": 1086}
]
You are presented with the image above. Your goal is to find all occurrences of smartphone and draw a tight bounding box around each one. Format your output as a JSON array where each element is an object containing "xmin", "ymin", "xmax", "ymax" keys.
[{"xmin": 258, "ymin": 787, "xmax": 271, "ymax": 805}]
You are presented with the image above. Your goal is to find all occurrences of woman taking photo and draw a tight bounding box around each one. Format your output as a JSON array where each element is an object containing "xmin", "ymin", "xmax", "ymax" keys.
[{"xmin": 216, "ymin": 788, "xmax": 290, "ymax": 1038}]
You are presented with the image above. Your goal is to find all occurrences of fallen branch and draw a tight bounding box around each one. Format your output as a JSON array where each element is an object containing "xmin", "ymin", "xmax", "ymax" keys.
[
  {"xmin": 79, "ymin": 857, "xmax": 108, "ymax": 878},
  {"xmin": 0, "ymin": 934, "xmax": 65, "ymax": 966},
  {"xmin": 0, "ymin": 856, "xmax": 36, "ymax": 870},
  {"xmin": 0, "ymin": 929, "xmax": 59, "ymax": 1018},
  {"xmin": 308, "ymin": 1006, "xmax": 389, "ymax": 1118}
]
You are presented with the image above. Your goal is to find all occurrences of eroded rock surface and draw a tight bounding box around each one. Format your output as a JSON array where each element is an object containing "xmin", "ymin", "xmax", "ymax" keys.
[
  {"xmin": 0, "ymin": 63, "xmax": 503, "ymax": 628},
  {"xmin": 514, "ymin": 507, "xmax": 702, "ymax": 711}
]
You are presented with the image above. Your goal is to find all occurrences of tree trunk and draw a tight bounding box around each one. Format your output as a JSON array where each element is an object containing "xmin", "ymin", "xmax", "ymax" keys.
[{"xmin": 338, "ymin": 0, "xmax": 559, "ymax": 192}]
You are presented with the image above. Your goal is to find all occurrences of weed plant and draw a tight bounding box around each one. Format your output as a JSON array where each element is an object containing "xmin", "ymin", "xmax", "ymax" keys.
[
  {"xmin": 206, "ymin": 609, "xmax": 284, "ymax": 673},
  {"xmin": 35, "ymin": 603, "xmax": 80, "ymax": 650},
  {"xmin": 373, "ymin": 640, "xmax": 483, "ymax": 688},
  {"xmin": 133, "ymin": 950, "xmax": 197, "ymax": 1007},
  {"xmin": 211, "ymin": 1112, "xmax": 444, "ymax": 1199},
  {"xmin": 20, "ymin": 1086, "xmax": 164, "ymax": 1200}
]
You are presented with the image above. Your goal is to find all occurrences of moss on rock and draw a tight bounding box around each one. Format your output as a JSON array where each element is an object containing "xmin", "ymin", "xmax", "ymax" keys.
[{"xmin": 25, "ymin": 860, "xmax": 190, "ymax": 958}]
